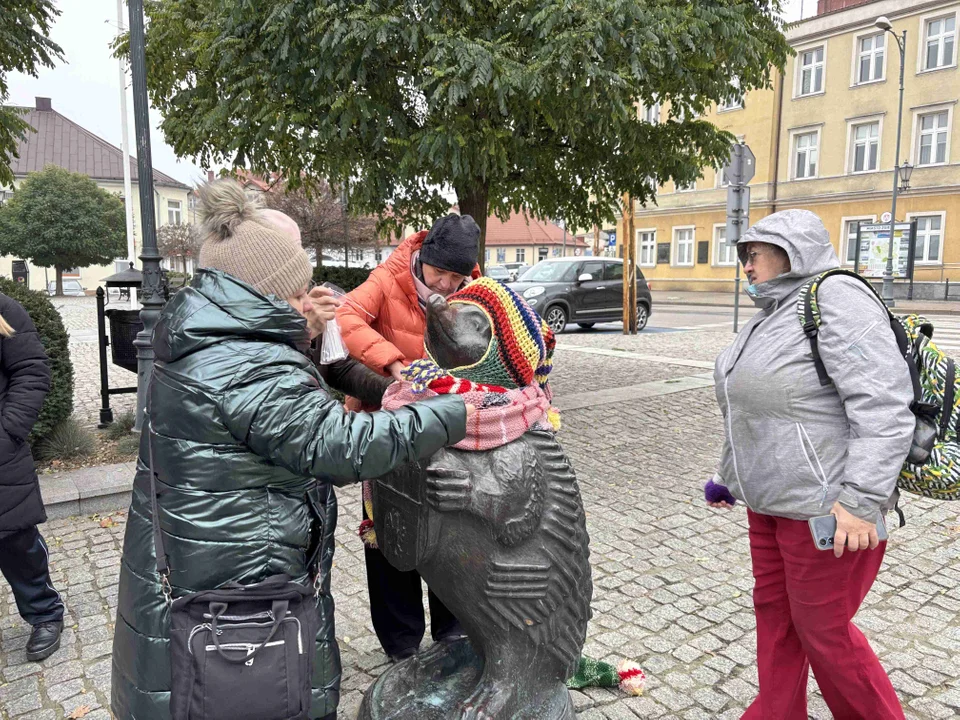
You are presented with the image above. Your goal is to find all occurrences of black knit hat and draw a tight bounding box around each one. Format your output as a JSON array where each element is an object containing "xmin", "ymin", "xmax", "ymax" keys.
[{"xmin": 420, "ymin": 214, "xmax": 480, "ymax": 276}]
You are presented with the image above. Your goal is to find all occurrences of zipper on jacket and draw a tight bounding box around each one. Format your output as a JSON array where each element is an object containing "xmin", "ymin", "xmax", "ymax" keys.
[
  {"xmin": 797, "ymin": 423, "xmax": 830, "ymax": 507},
  {"xmin": 722, "ymin": 377, "xmax": 753, "ymax": 511}
]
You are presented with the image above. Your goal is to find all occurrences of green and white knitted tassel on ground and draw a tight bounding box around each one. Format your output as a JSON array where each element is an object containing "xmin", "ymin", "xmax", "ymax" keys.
[{"xmin": 566, "ymin": 656, "xmax": 646, "ymax": 696}]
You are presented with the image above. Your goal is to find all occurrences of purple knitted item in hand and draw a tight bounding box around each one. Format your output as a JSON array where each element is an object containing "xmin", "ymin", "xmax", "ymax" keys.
[{"xmin": 704, "ymin": 480, "xmax": 737, "ymax": 506}]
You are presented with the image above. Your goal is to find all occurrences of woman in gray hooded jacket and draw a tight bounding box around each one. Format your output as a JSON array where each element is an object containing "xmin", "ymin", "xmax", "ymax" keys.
[{"xmin": 708, "ymin": 209, "xmax": 912, "ymax": 719}]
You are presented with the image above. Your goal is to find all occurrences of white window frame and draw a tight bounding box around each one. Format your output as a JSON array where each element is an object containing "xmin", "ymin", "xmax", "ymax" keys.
[
  {"xmin": 790, "ymin": 127, "xmax": 822, "ymax": 180},
  {"xmin": 845, "ymin": 116, "xmax": 883, "ymax": 174},
  {"xmin": 713, "ymin": 224, "xmax": 737, "ymax": 267},
  {"xmin": 676, "ymin": 179, "xmax": 696, "ymax": 193},
  {"xmin": 716, "ymin": 165, "xmax": 731, "ymax": 188},
  {"xmin": 516, "ymin": 248, "xmax": 526, "ymax": 263},
  {"xmin": 906, "ymin": 211, "xmax": 947, "ymax": 265},
  {"xmin": 637, "ymin": 228, "xmax": 657, "ymax": 268},
  {"xmin": 496, "ymin": 248, "xmax": 506, "ymax": 263},
  {"xmin": 672, "ymin": 226, "xmax": 695, "ymax": 268},
  {"xmin": 910, "ymin": 103, "xmax": 954, "ymax": 167},
  {"xmin": 167, "ymin": 200, "xmax": 182, "ymax": 225},
  {"xmin": 795, "ymin": 43, "xmax": 826, "ymax": 98},
  {"xmin": 918, "ymin": 11, "xmax": 958, "ymax": 73},
  {"xmin": 641, "ymin": 101, "xmax": 660, "ymax": 124},
  {"xmin": 839, "ymin": 215, "xmax": 876, "ymax": 266},
  {"xmin": 851, "ymin": 30, "xmax": 887, "ymax": 86},
  {"xmin": 718, "ymin": 77, "xmax": 743, "ymax": 112}
]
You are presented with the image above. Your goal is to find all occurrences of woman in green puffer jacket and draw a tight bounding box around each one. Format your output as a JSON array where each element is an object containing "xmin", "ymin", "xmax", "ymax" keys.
[{"xmin": 110, "ymin": 180, "xmax": 469, "ymax": 720}]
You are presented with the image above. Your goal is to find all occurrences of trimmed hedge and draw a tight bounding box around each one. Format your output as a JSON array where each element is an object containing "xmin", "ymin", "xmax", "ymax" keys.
[
  {"xmin": 311, "ymin": 266, "xmax": 373, "ymax": 293},
  {"xmin": 0, "ymin": 278, "xmax": 75, "ymax": 445}
]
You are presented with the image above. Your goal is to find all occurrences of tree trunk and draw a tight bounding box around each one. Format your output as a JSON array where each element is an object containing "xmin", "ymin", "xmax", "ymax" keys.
[
  {"xmin": 55, "ymin": 266, "xmax": 64, "ymax": 296},
  {"xmin": 456, "ymin": 182, "xmax": 489, "ymax": 273},
  {"xmin": 315, "ymin": 242, "xmax": 323, "ymax": 268}
]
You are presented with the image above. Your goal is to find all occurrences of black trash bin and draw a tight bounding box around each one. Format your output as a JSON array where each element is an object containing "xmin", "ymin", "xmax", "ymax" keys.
[{"xmin": 104, "ymin": 309, "xmax": 143, "ymax": 373}]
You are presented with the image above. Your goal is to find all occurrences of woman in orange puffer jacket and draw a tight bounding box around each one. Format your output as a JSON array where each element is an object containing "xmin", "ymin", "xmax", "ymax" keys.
[{"xmin": 337, "ymin": 214, "xmax": 482, "ymax": 662}]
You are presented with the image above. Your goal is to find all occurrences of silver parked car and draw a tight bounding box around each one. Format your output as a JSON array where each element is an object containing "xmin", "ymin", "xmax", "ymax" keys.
[{"xmin": 47, "ymin": 279, "xmax": 86, "ymax": 297}]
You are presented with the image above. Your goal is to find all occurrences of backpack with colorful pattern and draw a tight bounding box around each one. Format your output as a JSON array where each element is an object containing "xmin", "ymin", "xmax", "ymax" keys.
[{"xmin": 798, "ymin": 269, "xmax": 960, "ymax": 515}]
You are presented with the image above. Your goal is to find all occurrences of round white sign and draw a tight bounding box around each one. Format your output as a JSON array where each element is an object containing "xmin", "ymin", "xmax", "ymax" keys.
[{"xmin": 880, "ymin": 211, "xmax": 892, "ymax": 223}]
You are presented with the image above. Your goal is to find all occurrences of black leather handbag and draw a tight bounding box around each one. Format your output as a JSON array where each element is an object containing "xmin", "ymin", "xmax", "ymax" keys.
[{"xmin": 147, "ymin": 426, "xmax": 319, "ymax": 720}]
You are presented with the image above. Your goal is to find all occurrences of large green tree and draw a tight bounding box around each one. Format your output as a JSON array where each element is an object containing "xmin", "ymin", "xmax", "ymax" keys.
[
  {"xmin": 131, "ymin": 0, "xmax": 790, "ymax": 264},
  {"xmin": 0, "ymin": 1, "xmax": 63, "ymax": 187},
  {"xmin": 0, "ymin": 166, "xmax": 126, "ymax": 295}
]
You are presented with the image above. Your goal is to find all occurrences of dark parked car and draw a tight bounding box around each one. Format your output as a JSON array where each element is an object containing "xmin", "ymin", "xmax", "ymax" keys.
[{"xmin": 508, "ymin": 258, "xmax": 651, "ymax": 333}]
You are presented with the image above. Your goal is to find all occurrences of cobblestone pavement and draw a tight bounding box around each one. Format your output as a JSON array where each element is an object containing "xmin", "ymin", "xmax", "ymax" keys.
[{"xmin": 3, "ymin": 307, "xmax": 959, "ymax": 718}]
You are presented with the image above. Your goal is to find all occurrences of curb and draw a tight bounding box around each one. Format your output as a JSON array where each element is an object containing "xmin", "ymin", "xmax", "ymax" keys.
[
  {"xmin": 39, "ymin": 462, "xmax": 135, "ymax": 520},
  {"xmin": 657, "ymin": 298, "xmax": 960, "ymax": 316}
]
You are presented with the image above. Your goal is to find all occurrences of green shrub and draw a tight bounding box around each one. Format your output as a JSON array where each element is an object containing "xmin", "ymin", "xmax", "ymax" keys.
[
  {"xmin": 0, "ymin": 278, "xmax": 74, "ymax": 445},
  {"xmin": 311, "ymin": 266, "xmax": 373, "ymax": 293},
  {"xmin": 105, "ymin": 410, "xmax": 137, "ymax": 441},
  {"xmin": 34, "ymin": 417, "xmax": 95, "ymax": 462},
  {"xmin": 115, "ymin": 434, "xmax": 140, "ymax": 457}
]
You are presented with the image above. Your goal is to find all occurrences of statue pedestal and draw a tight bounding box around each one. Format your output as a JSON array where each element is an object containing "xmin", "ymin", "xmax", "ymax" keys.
[{"xmin": 357, "ymin": 637, "xmax": 575, "ymax": 720}]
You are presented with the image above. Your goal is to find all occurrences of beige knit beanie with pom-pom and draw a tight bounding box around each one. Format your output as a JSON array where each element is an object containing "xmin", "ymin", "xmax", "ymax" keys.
[{"xmin": 197, "ymin": 179, "xmax": 312, "ymax": 300}]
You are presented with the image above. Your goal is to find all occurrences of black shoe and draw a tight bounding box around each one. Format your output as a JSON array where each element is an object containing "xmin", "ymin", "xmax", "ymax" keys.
[
  {"xmin": 26, "ymin": 621, "xmax": 63, "ymax": 662},
  {"xmin": 389, "ymin": 647, "xmax": 417, "ymax": 664}
]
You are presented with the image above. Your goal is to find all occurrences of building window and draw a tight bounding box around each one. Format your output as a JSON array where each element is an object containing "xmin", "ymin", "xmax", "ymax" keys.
[
  {"xmin": 715, "ymin": 226, "xmax": 736, "ymax": 266},
  {"xmin": 856, "ymin": 33, "xmax": 885, "ymax": 83},
  {"xmin": 496, "ymin": 248, "xmax": 506, "ymax": 263},
  {"xmin": 638, "ymin": 230, "xmax": 656, "ymax": 267},
  {"xmin": 917, "ymin": 111, "xmax": 949, "ymax": 165},
  {"xmin": 717, "ymin": 165, "xmax": 731, "ymax": 188},
  {"xmin": 516, "ymin": 248, "xmax": 526, "ymax": 263},
  {"xmin": 642, "ymin": 101, "xmax": 660, "ymax": 124},
  {"xmin": 793, "ymin": 131, "xmax": 819, "ymax": 179},
  {"xmin": 167, "ymin": 200, "xmax": 182, "ymax": 225},
  {"xmin": 676, "ymin": 180, "xmax": 696, "ymax": 192},
  {"xmin": 913, "ymin": 214, "xmax": 944, "ymax": 263},
  {"xmin": 850, "ymin": 121, "xmax": 880, "ymax": 173},
  {"xmin": 673, "ymin": 227, "xmax": 694, "ymax": 266},
  {"xmin": 798, "ymin": 46, "xmax": 825, "ymax": 96},
  {"xmin": 719, "ymin": 77, "xmax": 743, "ymax": 111},
  {"xmin": 484, "ymin": 249, "xmax": 490, "ymax": 263},
  {"xmin": 924, "ymin": 15, "xmax": 956, "ymax": 71},
  {"xmin": 841, "ymin": 218, "xmax": 875, "ymax": 264},
  {"xmin": 351, "ymin": 248, "xmax": 364, "ymax": 262},
  {"xmin": 552, "ymin": 247, "xmax": 561, "ymax": 257}
]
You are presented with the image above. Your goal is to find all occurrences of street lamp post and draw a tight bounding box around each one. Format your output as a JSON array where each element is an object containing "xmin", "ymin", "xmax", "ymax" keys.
[
  {"xmin": 127, "ymin": 0, "xmax": 164, "ymax": 431},
  {"xmin": 876, "ymin": 16, "xmax": 907, "ymax": 308}
]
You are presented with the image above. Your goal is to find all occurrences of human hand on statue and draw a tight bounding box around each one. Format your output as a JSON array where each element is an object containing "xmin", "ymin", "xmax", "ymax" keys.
[
  {"xmin": 385, "ymin": 360, "xmax": 406, "ymax": 383},
  {"xmin": 304, "ymin": 285, "xmax": 340, "ymax": 338}
]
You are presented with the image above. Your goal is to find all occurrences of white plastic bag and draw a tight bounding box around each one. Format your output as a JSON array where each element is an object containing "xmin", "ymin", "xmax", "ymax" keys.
[{"xmin": 318, "ymin": 282, "xmax": 350, "ymax": 364}]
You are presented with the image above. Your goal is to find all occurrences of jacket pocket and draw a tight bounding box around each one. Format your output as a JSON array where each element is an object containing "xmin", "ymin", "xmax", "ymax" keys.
[{"xmin": 796, "ymin": 423, "xmax": 830, "ymax": 507}]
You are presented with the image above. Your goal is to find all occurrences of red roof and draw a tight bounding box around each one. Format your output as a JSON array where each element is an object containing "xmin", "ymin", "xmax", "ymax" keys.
[{"xmin": 484, "ymin": 212, "xmax": 587, "ymax": 247}]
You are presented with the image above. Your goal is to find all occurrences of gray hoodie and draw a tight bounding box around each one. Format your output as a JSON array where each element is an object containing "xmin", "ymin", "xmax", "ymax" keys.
[{"xmin": 713, "ymin": 209, "xmax": 915, "ymax": 521}]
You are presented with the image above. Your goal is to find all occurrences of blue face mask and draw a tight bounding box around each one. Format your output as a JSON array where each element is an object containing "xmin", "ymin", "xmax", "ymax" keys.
[{"xmin": 746, "ymin": 283, "xmax": 759, "ymax": 297}]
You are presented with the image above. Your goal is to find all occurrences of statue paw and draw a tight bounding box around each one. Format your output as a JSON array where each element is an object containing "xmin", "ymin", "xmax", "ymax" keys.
[
  {"xmin": 425, "ymin": 466, "xmax": 472, "ymax": 512},
  {"xmin": 457, "ymin": 682, "xmax": 511, "ymax": 719}
]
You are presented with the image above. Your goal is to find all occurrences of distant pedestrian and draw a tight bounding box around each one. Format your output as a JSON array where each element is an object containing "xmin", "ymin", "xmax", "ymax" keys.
[
  {"xmin": 0, "ymin": 293, "xmax": 65, "ymax": 662},
  {"xmin": 337, "ymin": 214, "xmax": 481, "ymax": 662},
  {"xmin": 707, "ymin": 210, "xmax": 911, "ymax": 719}
]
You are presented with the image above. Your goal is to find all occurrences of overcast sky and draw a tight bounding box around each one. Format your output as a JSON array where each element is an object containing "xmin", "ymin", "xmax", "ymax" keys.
[{"xmin": 7, "ymin": 0, "xmax": 808, "ymax": 189}]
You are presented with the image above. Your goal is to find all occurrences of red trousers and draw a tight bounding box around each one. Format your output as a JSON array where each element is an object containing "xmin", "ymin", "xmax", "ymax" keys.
[{"xmin": 741, "ymin": 510, "xmax": 905, "ymax": 720}]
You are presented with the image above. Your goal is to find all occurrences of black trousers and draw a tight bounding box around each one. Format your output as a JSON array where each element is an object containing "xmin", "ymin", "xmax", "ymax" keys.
[
  {"xmin": 0, "ymin": 526, "xmax": 64, "ymax": 625},
  {"xmin": 362, "ymin": 508, "xmax": 461, "ymax": 657}
]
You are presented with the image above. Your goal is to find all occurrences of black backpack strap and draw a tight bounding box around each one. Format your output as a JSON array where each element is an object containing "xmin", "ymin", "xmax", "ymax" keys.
[{"xmin": 940, "ymin": 358, "xmax": 956, "ymax": 440}]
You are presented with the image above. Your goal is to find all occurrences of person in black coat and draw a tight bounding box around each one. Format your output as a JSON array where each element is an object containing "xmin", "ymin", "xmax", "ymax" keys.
[{"xmin": 0, "ymin": 292, "xmax": 65, "ymax": 661}]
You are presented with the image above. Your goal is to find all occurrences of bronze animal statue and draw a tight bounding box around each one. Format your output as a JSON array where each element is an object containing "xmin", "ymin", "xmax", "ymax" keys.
[{"xmin": 359, "ymin": 280, "xmax": 592, "ymax": 720}]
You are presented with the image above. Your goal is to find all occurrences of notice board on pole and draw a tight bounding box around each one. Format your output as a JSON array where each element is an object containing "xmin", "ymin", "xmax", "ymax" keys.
[{"xmin": 854, "ymin": 222, "xmax": 917, "ymax": 279}]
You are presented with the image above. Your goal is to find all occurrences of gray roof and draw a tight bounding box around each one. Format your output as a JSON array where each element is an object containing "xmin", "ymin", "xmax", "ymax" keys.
[{"xmin": 4, "ymin": 105, "xmax": 191, "ymax": 190}]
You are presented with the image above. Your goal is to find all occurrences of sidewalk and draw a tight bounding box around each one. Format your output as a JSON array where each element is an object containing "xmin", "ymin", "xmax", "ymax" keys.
[{"xmin": 652, "ymin": 289, "xmax": 960, "ymax": 315}]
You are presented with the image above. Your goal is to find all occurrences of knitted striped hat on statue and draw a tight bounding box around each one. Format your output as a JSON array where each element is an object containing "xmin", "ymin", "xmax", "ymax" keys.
[{"xmin": 434, "ymin": 277, "xmax": 555, "ymax": 390}]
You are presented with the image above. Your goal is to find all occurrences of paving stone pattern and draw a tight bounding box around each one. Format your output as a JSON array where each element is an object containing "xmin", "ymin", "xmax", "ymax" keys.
[{"xmin": 2, "ymin": 311, "xmax": 958, "ymax": 718}]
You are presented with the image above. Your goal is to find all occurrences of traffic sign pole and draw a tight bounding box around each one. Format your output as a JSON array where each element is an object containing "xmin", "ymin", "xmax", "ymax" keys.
[{"xmin": 723, "ymin": 143, "xmax": 754, "ymax": 333}]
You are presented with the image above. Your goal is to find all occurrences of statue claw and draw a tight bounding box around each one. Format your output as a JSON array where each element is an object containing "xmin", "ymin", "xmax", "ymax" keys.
[{"xmin": 425, "ymin": 466, "xmax": 472, "ymax": 512}]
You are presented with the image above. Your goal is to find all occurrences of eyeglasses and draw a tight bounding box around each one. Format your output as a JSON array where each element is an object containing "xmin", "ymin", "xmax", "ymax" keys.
[{"xmin": 743, "ymin": 250, "xmax": 766, "ymax": 265}]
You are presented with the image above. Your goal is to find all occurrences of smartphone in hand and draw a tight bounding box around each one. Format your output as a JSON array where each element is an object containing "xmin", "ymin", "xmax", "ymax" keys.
[{"xmin": 809, "ymin": 512, "xmax": 888, "ymax": 550}]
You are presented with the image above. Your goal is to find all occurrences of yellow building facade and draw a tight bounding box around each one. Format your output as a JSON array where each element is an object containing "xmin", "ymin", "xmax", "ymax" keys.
[{"xmin": 624, "ymin": 0, "xmax": 960, "ymax": 297}]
